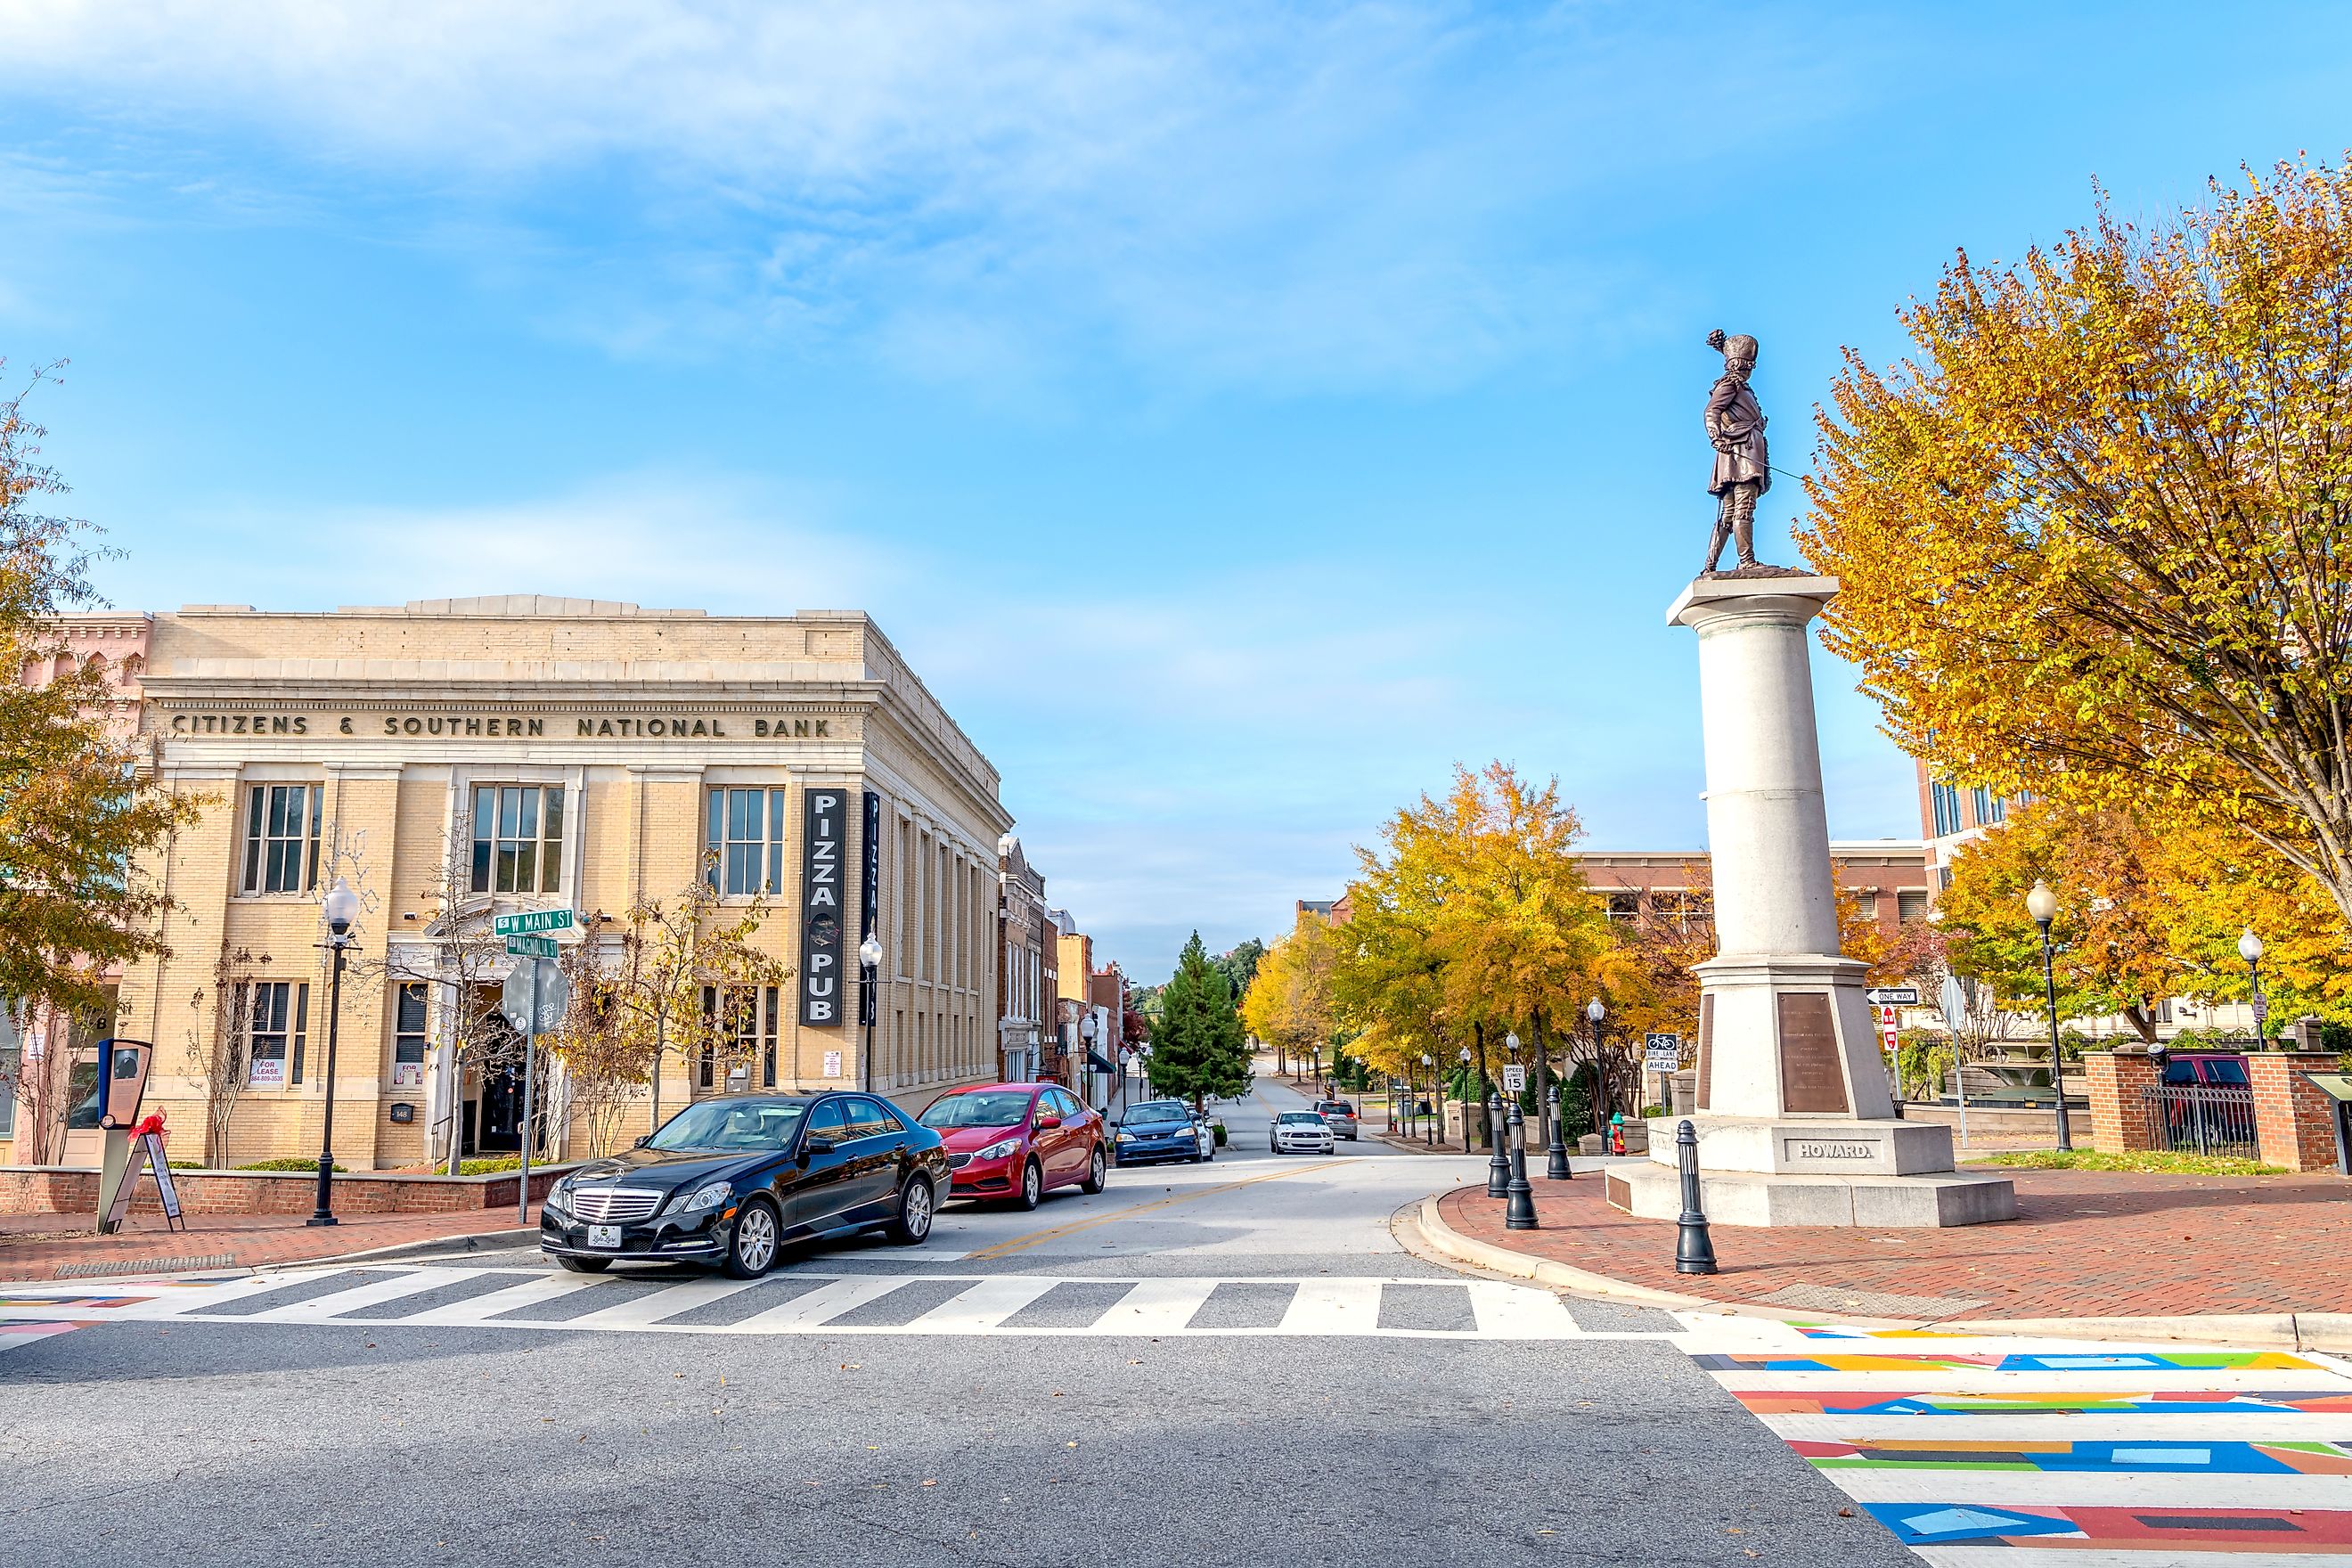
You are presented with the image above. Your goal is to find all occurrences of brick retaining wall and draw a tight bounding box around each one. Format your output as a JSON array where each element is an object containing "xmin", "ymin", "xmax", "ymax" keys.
[{"xmin": 0, "ymin": 1163, "xmax": 581, "ymax": 1217}]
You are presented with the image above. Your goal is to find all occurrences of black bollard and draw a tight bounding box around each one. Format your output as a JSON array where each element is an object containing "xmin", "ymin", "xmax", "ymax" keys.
[
  {"xmin": 1505, "ymin": 1100, "xmax": 1538, "ymax": 1229},
  {"xmin": 1545, "ymin": 1084, "xmax": 1572, "ymax": 1181},
  {"xmin": 1486, "ymin": 1090, "xmax": 1510, "ymax": 1198},
  {"xmin": 1673, "ymin": 1118, "xmax": 1718, "ymax": 1275}
]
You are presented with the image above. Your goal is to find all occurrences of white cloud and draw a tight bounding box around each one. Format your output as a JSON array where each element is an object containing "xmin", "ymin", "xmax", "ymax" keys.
[{"xmin": 0, "ymin": 1, "xmax": 1891, "ymax": 393}]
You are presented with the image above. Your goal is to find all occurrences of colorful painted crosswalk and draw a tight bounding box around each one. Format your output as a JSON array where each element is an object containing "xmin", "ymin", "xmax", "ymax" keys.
[{"xmin": 1688, "ymin": 1317, "xmax": 2352, "ymax": 1564}]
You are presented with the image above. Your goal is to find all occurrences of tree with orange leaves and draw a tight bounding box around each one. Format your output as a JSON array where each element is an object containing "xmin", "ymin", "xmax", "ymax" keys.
[{"xmin": 1802, "ymin": 161, "xmax": 2352, "ymax": 930}]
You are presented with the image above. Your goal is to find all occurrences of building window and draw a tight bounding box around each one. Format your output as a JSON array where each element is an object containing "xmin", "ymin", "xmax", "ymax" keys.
[
  {"xmin": 1897, "ymin": 889, "xmax": 1929, "ymax": 923},
  {"xmin": 1605, "ymin": 892, "xmax": 1638, "ymax": 923},
  {"xmin": 705, "ymin": 788, "xmax": 786, "ymax": 896},
  {"xmin": 2152, "ymin": 997, "xmax": 2175, "ymax": 1025},
  {"xmin": 1850, "ymin": 891, "xmax": 1880, "ymax": 922},
  {"xmin": 698, "ymin": 985, "xmax": 779, "ymax": 1091},
  {"xmin": 1985, "ymin": 792, "xmax": 2005, "ymax": 825},
  {"xmin": 0, "ymin": 1007, "xmax": 18, "ymax": 1138},
  {"xmin": 1930, "ymin": 780, "xmax": 1962, "ymax": 838},
  {"xmin": 242, "ymin": 980, "xmax": 310, "ymax": 1088},
  {"xmin": 470, "ymin": 785, "xmax": 563, "ymax": 894},
  {"xmin": 241, "ymin": 783, "xmax": 323, "ymax": 895},
  {"xmin": 392, "ymin": 983, "xmax": 429, "ymax": 1088}
]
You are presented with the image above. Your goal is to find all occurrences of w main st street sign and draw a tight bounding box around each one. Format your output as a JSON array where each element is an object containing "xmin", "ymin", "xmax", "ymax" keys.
[{"xmin": 494, "ymin": 910, "xmax": 576, "ymax": 936}]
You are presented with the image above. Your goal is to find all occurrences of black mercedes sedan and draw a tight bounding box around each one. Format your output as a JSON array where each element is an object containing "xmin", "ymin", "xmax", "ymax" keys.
[{"xmin": 539, "ymin": 1091, "xmax": 950, "ymax": 1278}]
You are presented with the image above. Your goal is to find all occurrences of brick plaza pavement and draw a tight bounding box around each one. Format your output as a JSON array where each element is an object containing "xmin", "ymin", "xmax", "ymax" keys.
[
  {"xmin": 1437, "ymin": 1164, "xmax": 2352, "ymax": 1320},
  {"xmin": 0, "ymin": 1206, "xmax": 533, "ymax": 1281}
]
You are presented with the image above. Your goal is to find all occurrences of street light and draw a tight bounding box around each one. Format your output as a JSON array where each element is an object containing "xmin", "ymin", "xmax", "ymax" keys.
[
  {"xmin": 1419, "ymin": 1052, "xmax": 1434, "ymax": 1147},
  {"xmin": 857, "ymin": 933, "xmax": 883, "ymax": 1092},
  {"xmin": 2024, "ymin": 879, "xmax": 2072, "ymax": 1151},
  {"xmin": 1458, "ymin": 1045, "xmax": 1471, "ymax": 1154},
  {"xmin": 1585, "ymin": 996, "xmax": 1606, "ymax": 1140},
  {"xmin": 306, "ymin": 877, "xmax": 361, "ymax": 1228},
  {"xmin": 2240, "ymin": 927, "xmax": 2267, "ymax": 1042}
]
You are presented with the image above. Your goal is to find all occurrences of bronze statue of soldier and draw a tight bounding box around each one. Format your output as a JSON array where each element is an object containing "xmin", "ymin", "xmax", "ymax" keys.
[{"xmin": 1703, "ymin": 328, "xmax": 1768, "ymax": 573}]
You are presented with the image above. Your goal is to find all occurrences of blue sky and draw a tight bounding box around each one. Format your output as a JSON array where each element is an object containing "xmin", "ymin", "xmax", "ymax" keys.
[{"xmin": 2, "ymin": 2, "xmax": 2343, "ymax": 981}]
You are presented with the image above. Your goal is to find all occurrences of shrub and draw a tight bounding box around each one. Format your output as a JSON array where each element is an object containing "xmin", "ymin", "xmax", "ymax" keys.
[
  {"xmin": 237, "ymin": 1157, "xmax": 345, "ymax": 1173},
  {"xmin": 1970, "ymin": 1148, "xmax": 2284, "ymax": 1176}
]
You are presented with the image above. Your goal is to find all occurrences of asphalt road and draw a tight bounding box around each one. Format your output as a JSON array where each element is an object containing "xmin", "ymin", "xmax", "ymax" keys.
[{"xmin": 0, "ymin": 1071, "xmax": 1914, "ymax": 1568}]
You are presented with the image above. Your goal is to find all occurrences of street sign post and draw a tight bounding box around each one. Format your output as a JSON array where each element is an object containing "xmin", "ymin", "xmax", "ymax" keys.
[
  {"xmin": 1864, "ymin": 986, "xmax": 1920, "ymax": 1007},
  {"xmin": 493, "ymin": 910, "xmax": 576, "ymax": 936},
  {"xmin": 504, "ymin": 935, "xmax": 559, "ymax": 959},
  {"xmin": 497, "ymin": 959, "xmax": 570, "ymax": 1225}
]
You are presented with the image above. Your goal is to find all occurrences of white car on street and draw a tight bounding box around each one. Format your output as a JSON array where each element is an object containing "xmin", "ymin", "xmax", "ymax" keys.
[{"xmin": 1270, "ymin": 1110, "xmax": 1336, "ymax": 1154}]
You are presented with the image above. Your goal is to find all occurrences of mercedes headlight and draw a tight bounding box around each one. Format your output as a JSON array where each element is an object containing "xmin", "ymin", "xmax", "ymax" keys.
[
  {"xmin": 548, "ymin": 1173, "xmax": 578, "ymax": 1206},
  {"xmin": 976, "ymin": 1137, "xmax": 1022, "ymax": 1161},
  {"xmin": 680, "ymin": 1180, "xmax": 732, "ymax": 1213}
]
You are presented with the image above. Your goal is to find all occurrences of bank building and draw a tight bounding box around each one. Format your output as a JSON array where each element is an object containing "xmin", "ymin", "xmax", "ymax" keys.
[{"xmin": 91, "ymin": 596, "xmax": 1014, "ymax": 1172}]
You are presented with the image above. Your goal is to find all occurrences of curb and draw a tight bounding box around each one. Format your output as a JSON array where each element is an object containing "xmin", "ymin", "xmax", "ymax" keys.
[
  {"xmin": 0, "ymin": 1222, "xmax": 543, "ymax": 1289},
  {"xmin": 306, "ymin": 1226, "xmax": 541, "ymax": 1269},
  {"xmin": 1406, "ymin": 1186, "xmax": 2352, "ymax": 1354}
]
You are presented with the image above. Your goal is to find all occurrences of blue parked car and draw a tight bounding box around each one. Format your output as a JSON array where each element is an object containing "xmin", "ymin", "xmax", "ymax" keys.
[{"xmin": 1114, "ymin": 1098, "xmax": 1213, "ymax": 1165}]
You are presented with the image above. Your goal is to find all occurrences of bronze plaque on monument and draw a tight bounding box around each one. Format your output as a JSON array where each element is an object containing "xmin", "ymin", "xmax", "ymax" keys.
[
  {"xmin": 1695, "ymin": 993, "xmax": 1714, "ymax": 1111},
  {"xmin": 1776, "ymin": 992, "xmax": 1850, "ymax": 1114}
]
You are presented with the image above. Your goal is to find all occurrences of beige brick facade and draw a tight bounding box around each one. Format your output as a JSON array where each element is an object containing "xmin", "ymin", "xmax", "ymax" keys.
[{"xmin": 56, "ymin": 596, "xmax": 1012, "ymax": 1172}]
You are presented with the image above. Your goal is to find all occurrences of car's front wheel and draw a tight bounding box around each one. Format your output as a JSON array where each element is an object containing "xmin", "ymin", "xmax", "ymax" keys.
[
  {"xmin": 554, "ymin": 1254, "xmax": 611, "ymax": 1274},
  {"xmin": 887, "ymin": 1176, "xmax": 935, "ymax": 1245},
  {"xmin": 722, "ymin": 1197, "xmax": 780, "ymax": 1279},
  {"xmin": 1011, "ymin": 1158, "xmax": 1044, "ymax": 1212},
  {"xmin": 1081, "ymin": 1145, "xmax": 1108, "ymax": 1194}
]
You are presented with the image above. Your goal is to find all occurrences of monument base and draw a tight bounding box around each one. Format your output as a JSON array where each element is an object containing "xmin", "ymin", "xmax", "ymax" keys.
[
  {"xmin": 1605, "ymin": 1161, "xmax": 2018, "ymax": 1228},
  {"xmin": 1599, "ymin": 1114, "xmax": 2017, "ymax": 1228}
]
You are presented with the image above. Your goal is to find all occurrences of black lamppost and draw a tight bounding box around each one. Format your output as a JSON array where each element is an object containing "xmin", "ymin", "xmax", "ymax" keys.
[
  {"xmin": 2240, "ymin": 927, "xmax": 2268, "ymax": 1043},
  {"xmin": 1419, "ymin": 1053, "xmax": 1434, "ymax": 1147},
  {"xmin": 1585, "ymin": 995, "xmax": 1607, "ymax": 1138},
  {"xmin": 858, "ymin": 934, "xmax": 883, "ymax": 1093},
  {"xmin": 2024, "ymin": 879, "xmax": 2073, "ymax": 1152},
  {"xmin": 306, "ymin": 877, "xmax": 360, "ymax": 1228}
]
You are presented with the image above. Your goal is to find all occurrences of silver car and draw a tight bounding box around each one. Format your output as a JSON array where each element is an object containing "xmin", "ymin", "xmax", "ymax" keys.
[{"xmin": 1270, "ymin": 1110, "xmax": 1336, "ymax": 1154}]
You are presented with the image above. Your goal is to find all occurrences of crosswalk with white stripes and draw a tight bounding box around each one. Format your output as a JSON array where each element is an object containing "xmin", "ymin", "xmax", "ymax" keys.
[
  {"xmin": 0, "ymin": 1262, "xmax": 1664, "ymax": 1340},
  {"xmin": 12, "ymin": 1265, "xmax": 2352, "ymax": 1564}
]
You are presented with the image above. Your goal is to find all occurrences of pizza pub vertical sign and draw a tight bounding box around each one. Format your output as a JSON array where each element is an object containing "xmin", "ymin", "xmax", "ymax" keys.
[
  {"xmin": 860, "ymin": 790, "xmax": 882, "ymax": 1029},
  {"xmin": 800, "ymin": 787, "xmax": 846, "ymax": 1025}
]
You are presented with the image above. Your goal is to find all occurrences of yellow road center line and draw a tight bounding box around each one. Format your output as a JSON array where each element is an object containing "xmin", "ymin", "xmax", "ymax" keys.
[{"xmin": 964, "ymin": 1159, "xmax": 1349, "ymax": 1261}]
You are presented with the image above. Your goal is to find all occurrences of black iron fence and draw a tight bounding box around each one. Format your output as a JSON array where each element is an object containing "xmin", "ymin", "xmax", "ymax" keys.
[{"xmin": 2139, "ymin": 1082, "xmax": 2259, "ymax": 1158}]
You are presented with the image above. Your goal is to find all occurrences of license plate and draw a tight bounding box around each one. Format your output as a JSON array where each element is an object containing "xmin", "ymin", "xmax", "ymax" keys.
[{"xmin": 587, "ymin": 1224, "xmax": 622, "ymax": 1249}]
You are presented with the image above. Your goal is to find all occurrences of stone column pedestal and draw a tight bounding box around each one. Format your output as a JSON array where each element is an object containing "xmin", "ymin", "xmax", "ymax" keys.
[{"xmin": 1608, "ymin": 574, "xmax": 2014, "ymax": 1228}]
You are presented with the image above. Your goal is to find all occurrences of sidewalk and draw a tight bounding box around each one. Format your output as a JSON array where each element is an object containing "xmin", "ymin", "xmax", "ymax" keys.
[
  {"xmin": 0, "ymin": 1207, "xmax": 535, "ymax": 1282},
  {"xmin": 1421, "ymin": 1165, "xmax": 2352, "ymax": 1344}
]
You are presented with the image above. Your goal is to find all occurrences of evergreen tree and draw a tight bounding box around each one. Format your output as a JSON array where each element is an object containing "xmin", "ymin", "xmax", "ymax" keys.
[{"xmin": 1149, "ymin": 931, "xmax": 1253, "ymax": 1111}]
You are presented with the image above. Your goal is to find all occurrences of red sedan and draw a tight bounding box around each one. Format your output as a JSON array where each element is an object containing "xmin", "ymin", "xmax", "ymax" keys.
[{"xmin": 917, "ymin": 1082, "xmax": 1108, "ymax": 1211}]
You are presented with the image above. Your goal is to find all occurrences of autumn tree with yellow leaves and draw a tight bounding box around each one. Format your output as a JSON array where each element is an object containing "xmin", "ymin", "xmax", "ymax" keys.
[
  {"xmin": 1331, "ymin": 763, "xmax": 1627, "ymax": 1139},
  {"xmin": 1240, "ymin": 911, "xmax": 1339, "ymax": 1077},
  {"xmin": 1803, "ymin": 160, "xmax": 2352, "ymax": 937}
]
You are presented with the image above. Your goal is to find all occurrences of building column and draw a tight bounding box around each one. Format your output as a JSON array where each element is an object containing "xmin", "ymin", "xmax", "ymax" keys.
[
  {"xmin": 2247, "ymin": 1050, "xmax": 2344, "ymax": 1172},
  {"xmin": 2083, "ymin": 1051, "xmax": 2160, "ymax": 1154}
]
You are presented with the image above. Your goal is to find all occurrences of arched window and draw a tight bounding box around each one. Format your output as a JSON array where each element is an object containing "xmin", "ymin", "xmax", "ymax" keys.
[
  {"xmin": 83, "ymin": 652, "xmax": 108, "ymax": 681},
  {"xmin": 51, "ymin": 653, "xmax": 74, "ymax": 682},
  {"xmin": 120, "ymin": 653, "xmax": 143, "ymax": 682}
]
